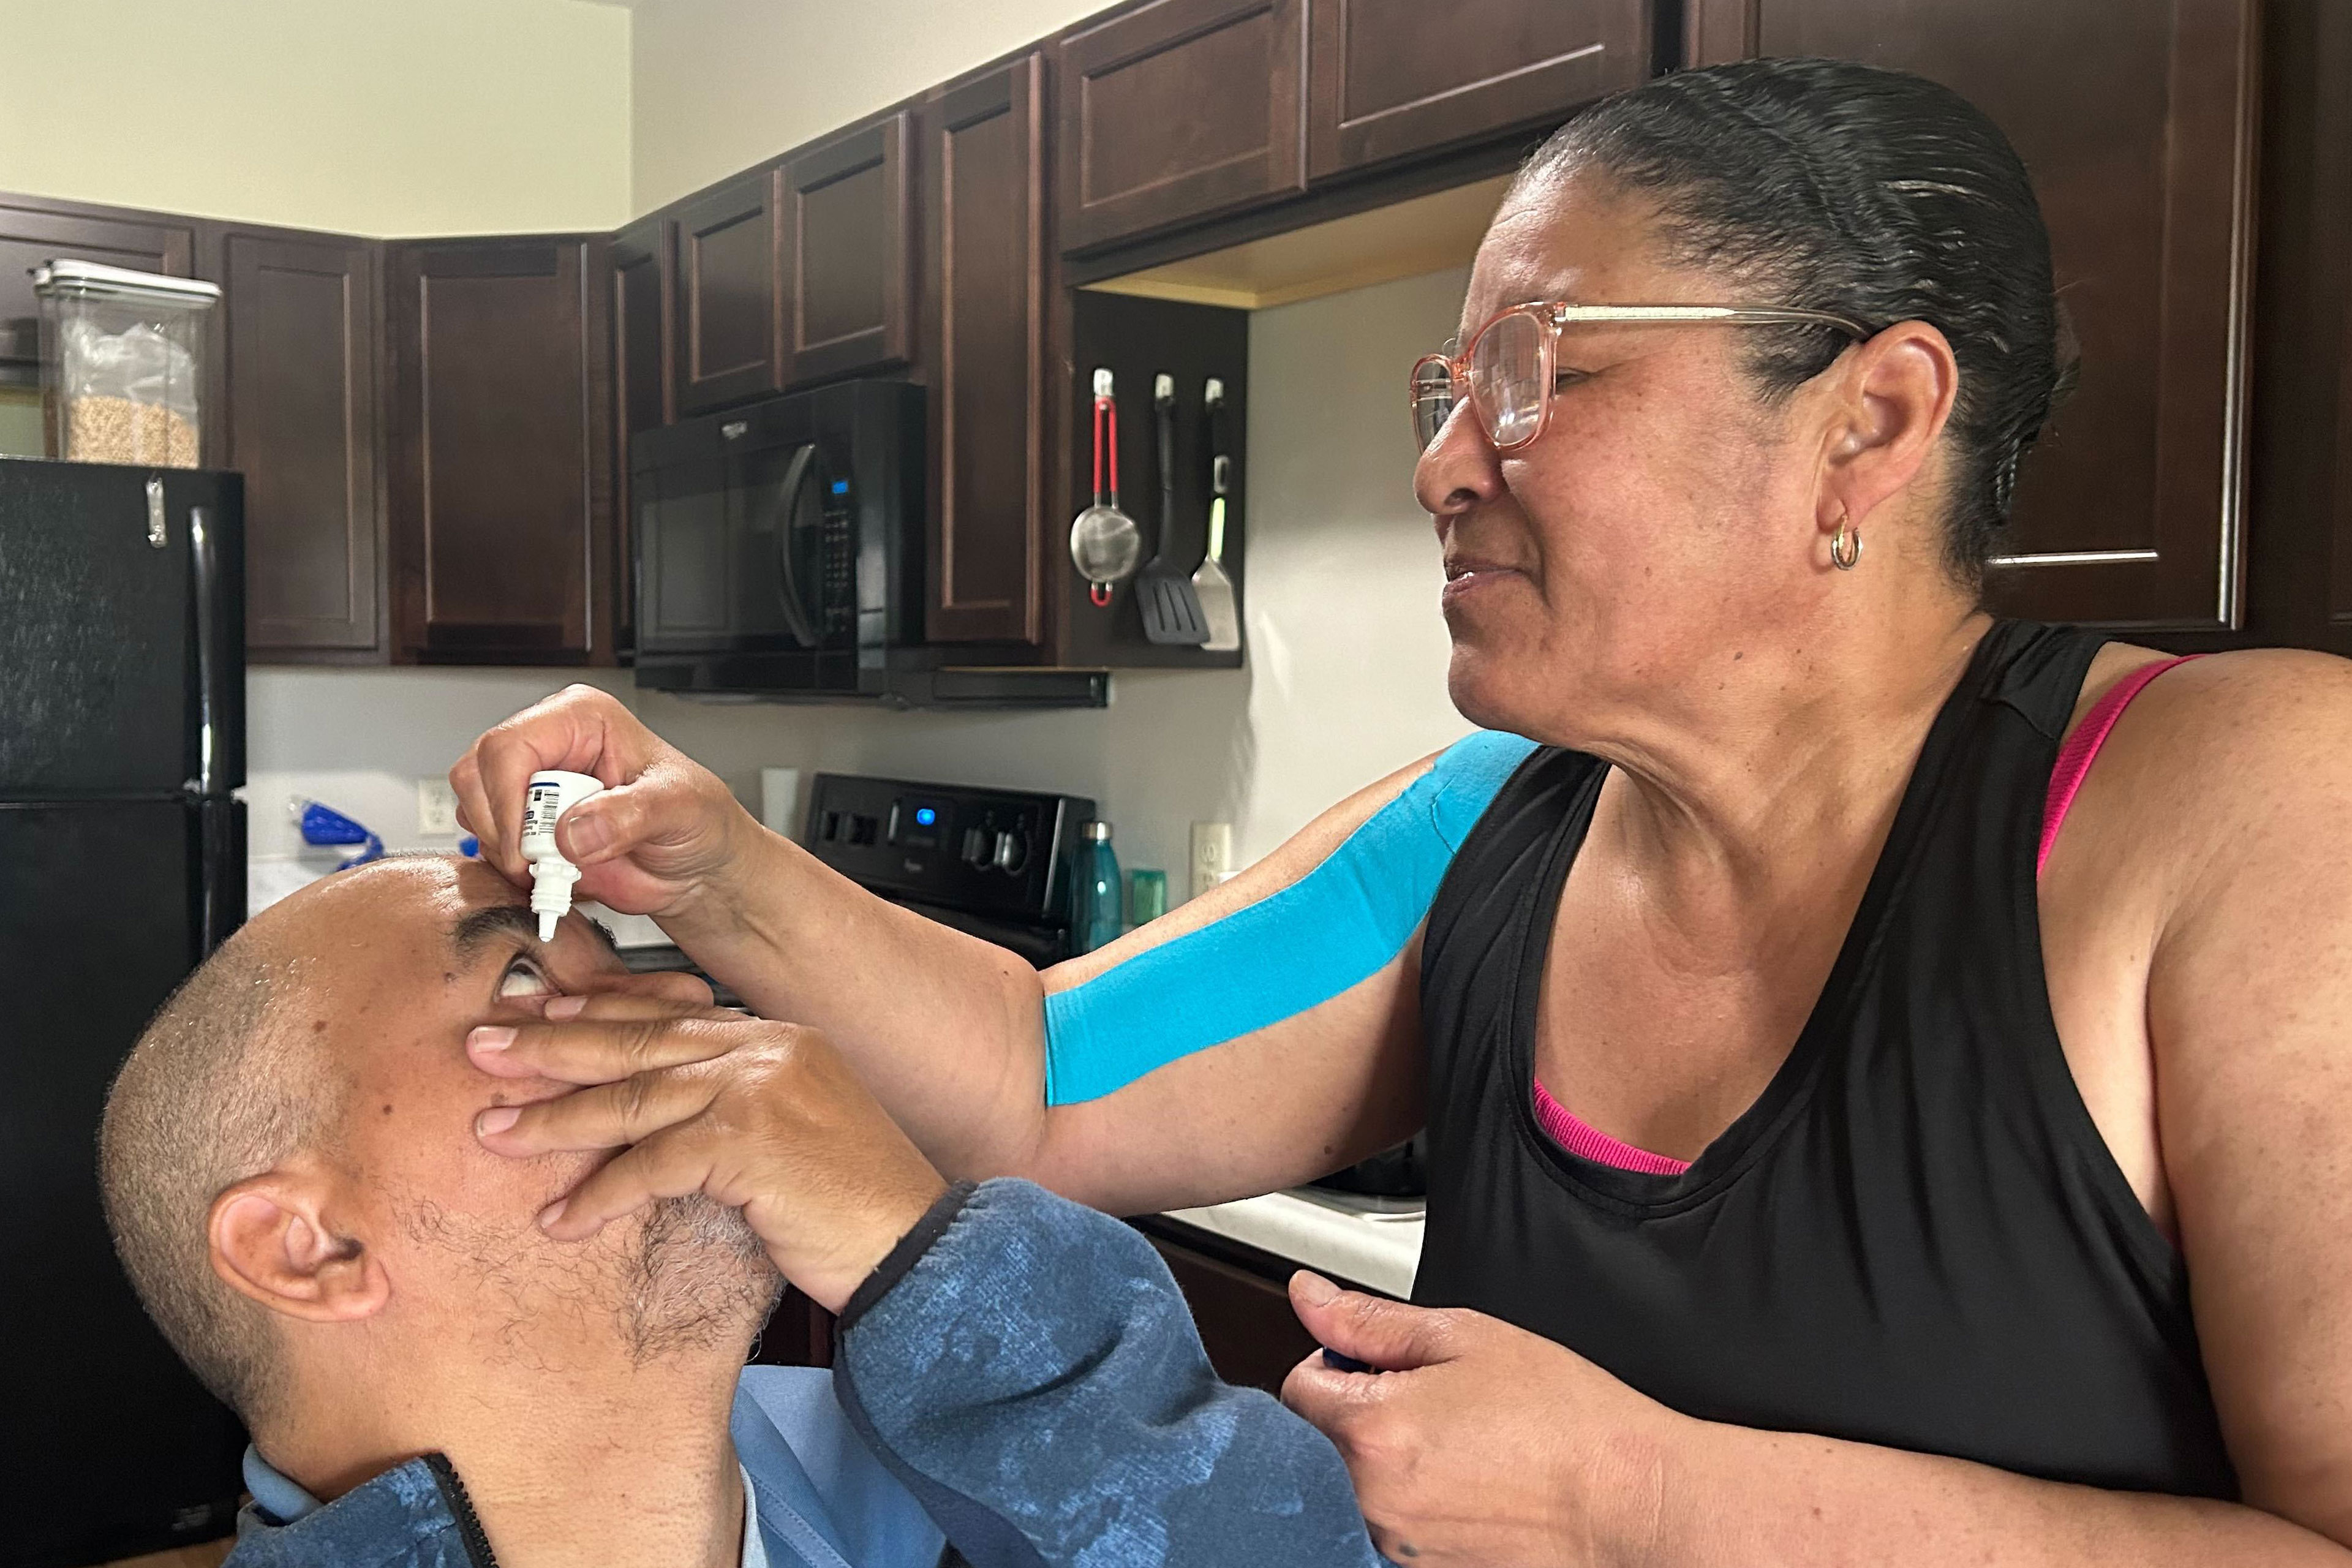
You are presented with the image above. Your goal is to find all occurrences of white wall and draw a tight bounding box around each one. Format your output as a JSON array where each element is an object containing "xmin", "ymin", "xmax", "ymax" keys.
[
  {"xmin": 249, "ymin": 265, "xmax": 1476, "ymax": 895},
  {"xmin": 630, "ymin": 0, "xmax": 1101, "ymax": 212},
  {"xmin": 0, "ymin": 0, "xmax": 631, "ymax": 235}
]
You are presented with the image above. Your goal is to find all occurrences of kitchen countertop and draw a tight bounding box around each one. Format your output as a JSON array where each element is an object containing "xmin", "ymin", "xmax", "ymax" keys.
[{"xmin": 1159, "ymin": 1189, "xmax": 1423, "ymax": 1298}]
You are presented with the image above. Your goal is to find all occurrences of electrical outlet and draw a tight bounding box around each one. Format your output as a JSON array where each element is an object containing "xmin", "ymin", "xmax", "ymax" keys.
[
  {"xmin": 1189, "ymin": 821, "xmax": 1232, "ymax": 902},
  {"xmin": 417, "ymin": 777, "xmax": 461, "ymax": 838}
]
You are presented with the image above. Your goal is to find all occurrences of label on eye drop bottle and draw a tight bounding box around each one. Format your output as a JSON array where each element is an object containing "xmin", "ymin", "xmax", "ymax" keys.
[
  {"xmin": 520, "ymin": 771, "xmax": 605, "ymax": 941},
  {"xmin": 522, "ymin": 781, "xmax": 567, "ymax": 841}
]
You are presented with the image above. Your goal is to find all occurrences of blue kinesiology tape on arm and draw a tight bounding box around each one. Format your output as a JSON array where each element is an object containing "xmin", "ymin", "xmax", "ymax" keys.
[{"xmin": 1042, "ymin": 729, "xmax": 1538, "ymax": 1105}]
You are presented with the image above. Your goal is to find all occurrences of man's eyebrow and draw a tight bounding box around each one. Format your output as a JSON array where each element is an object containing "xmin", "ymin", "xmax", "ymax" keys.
[
  {"xmin": 450, "ymin": 905, "xmax": 541, "ymax": 963},
  {"xmin": 447, "ymin": 902, "xmax": 622, "ymax": 962}
]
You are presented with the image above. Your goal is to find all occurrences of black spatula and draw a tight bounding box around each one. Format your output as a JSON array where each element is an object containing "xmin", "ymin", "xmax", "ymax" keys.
[{"xmin": 1137, "ymin": 374, "xmax": 1209, "ymax": 646}]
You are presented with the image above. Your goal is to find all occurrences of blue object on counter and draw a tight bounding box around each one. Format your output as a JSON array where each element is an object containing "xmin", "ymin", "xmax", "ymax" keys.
[
  {"xmin": 1041, "ymin": 729, "xmax": 1537, "ymax": 1104},
  {"xmin": 1079, "ymin": 822, "xmax": 1122, "ymax": 954},
  {"xmin": 293, "ymin": 797, "xmax": 385, "ymax": 871}
]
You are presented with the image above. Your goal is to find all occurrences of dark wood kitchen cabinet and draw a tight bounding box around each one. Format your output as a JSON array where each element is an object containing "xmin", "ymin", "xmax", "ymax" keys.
[
  {"xmin": 674, "ymin": 168, "xmax": 784, "ymax": 415},
  {"xmin": 213, "ymin": 228, "xmax": 384, "ymax": 658},
  {"xmin": 1689, "ymin": 0, "xmax": 2262, "ymax": 634},
  {"xmin": 921, "ymin": 58, "xmax": 1049, "ymax": 647},
  {"xmin": 386, "ymin": 236, "xmax": 614, "ymax": 664},
  {"xmin": 1057, "ymin": 0, "xmax": 1308, "ymax": 254},
  {"xmin": 612, "ymin": 213, "xmax": 675, "ymax": 657},
  {"xmin": 783, "ymin": 111, "xmax": 916, "ymax": 385},
  {"xmin": 1305, "ymin": 0, "xmax": 1651, "ymax": 179},
  {"xmin": 0, "ymin": 195, "xmax": 197, "ymax": 383}
]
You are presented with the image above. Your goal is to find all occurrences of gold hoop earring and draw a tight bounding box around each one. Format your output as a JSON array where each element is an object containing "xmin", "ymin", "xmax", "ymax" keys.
[{"xmin": 1830, "ymin": 518, "xmax": 1862, "ymax": 571}]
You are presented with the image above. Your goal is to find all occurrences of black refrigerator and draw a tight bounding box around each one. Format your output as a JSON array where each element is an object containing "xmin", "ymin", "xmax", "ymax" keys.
[{"xmin": 0, "ymin": 460, "xmax": 247, "ymax": 1566}]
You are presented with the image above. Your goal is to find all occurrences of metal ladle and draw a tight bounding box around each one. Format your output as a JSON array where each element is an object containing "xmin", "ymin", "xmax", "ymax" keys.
[{"xmin": 1069, "ymin": 368, "xmax": 1140, "ymax": 605}]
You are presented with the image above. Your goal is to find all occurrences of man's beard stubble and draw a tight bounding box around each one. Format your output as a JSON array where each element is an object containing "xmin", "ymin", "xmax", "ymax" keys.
[
  {"xmin": 621, "ymin": 1194, "xmax": 784, "ymax": 1363},
  {"xmin": 399, "ymin": 1187, "xmax": 783, "ymax": 1366}
]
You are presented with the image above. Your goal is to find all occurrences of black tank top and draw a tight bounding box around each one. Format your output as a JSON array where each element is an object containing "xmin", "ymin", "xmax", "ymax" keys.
[{"xmin": 1415, "ymin": 620, "xmax": 2236, "ymax": 1498}]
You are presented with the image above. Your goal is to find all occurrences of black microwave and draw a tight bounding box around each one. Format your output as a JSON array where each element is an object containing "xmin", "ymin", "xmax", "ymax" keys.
[
  {"xmin": 630, "ymin": 380, "xmax": 924, "ymax": 699},
  {"xmin": 630, "ymin": 379, "xmax": 1105, "ymax": 707}
]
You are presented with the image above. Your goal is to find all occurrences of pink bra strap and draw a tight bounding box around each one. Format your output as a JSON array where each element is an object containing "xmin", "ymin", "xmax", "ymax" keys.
[
  {"xmin": 2037, "ymin": 654, "xmax": 2202, "ymax": 876},
  {"xmin": 1532, "ymin": 1077, "xmax": 1692, "ymax": 1175}
]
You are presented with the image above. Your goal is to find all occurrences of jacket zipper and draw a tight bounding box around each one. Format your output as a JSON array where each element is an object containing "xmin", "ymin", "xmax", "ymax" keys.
[{"xmin": 424, "ymin": 1452, "xmax": 503, "ymax": 1568}]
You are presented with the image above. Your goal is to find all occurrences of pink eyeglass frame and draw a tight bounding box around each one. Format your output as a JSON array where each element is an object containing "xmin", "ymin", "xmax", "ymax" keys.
[{"xmin": 1410, "ymin": 301, "xmax": 1873, "ymax": 453}]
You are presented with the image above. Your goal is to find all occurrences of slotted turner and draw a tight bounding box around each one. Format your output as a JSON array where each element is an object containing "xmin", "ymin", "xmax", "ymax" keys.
[
  {"xmin": 1192, "ymin": 377, "xmax": 1240, "ymax": 653},
  {"xmin": 1137, "ymin": 374, "xmax": 1209, "ymax": 646}
]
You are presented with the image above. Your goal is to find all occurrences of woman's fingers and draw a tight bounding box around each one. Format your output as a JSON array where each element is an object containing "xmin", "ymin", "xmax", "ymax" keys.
[
  {"xmin": 467, "ymin": 1003, "xmax": 741, "ymax": 1084},
  {"xmin": 476, "ymin": 1063, "xmax": 722, "ymax": 1162},
  {"xmin": 554, "ymin": 773, "xmax": 671, "ymax": 867},
  {"xmin": 533, "ymin": 1121, "xmax": 729, "ymax": 1241},
  {"xmin": 452, "ymin": 685, "xmax": 650, "ymax": 880}
]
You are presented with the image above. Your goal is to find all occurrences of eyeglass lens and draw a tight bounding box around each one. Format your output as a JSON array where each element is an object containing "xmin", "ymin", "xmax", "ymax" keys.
[
  {"xmin": 1410, "ymin": 358, "xmax": 1455, "ymax": 450},
  {"xmin": 1469, "ymin": 311, "xmax": 1545, "ymax": 449}
]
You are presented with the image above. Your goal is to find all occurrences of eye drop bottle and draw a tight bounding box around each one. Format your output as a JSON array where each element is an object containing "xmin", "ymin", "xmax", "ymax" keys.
[{"xmin": 520, "ymin": 770, "xmax": 605, "ymax": 940}]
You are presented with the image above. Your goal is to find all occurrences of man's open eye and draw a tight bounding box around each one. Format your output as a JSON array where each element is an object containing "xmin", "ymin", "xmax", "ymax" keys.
[{"xmin": 497, "ymin": 959, "xmax": 554, "ymax": 998}]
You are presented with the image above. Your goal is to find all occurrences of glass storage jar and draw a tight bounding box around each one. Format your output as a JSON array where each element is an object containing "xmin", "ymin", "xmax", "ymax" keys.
[{"xmin": 33, "ymin": 259, "xmax": 219, "ymax": 467}]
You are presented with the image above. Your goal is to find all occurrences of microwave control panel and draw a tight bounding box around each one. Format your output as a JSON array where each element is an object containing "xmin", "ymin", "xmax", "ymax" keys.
[{"xmin": 802, "ymin": 773, "xmax": 1094, "ymax": 924}]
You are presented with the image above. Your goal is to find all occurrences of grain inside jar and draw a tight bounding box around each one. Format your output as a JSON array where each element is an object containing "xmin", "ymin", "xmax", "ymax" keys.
[{"xmin": 64, "ymin": 394, "xmax": 200, "ymax": 467}]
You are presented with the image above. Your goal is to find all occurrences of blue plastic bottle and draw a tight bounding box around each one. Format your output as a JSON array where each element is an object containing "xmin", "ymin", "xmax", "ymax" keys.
[{"xmin": 1080, "ymin": 820, "xmax": 1123, "ymax": 952}]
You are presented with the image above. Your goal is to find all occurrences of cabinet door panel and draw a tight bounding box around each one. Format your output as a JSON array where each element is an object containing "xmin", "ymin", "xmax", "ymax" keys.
[
  {"xmin": 222, "ymin": 233, "xmax": 382, "ymax": 656},
  {"xmin": 388, "ymin": 238, "xmax": 612, "ymax": 663},
  {"xmin": 0, "ymin": 199, "xmax": 196, "ymax": 378},
  {"xmin": 613, "ymin": 215, "xmax": 674, "ymax": 658},
  {"xmin": 784, "ymin": 113, "xmax": 914, "ymax": 385},
  {"xmin": 1058, "ymin": 0, "xmax": 1307, "ymax": 253},
  {"xmin": 676, "ymin": 171, "xmax": 783, "ymax": 414},
  {"xmin": 1306, "ymin": 0, "xmax": 1650, "ymax": 178},
  {"xmin": 924, "ymin": 59, "xmax": 1046, "ymax": 646},
  {"xmin": 1695, "ymin": 0, "xmax": 2258, "ymax": 631}
]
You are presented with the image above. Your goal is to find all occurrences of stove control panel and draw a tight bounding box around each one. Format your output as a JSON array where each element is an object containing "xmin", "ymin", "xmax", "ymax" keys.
[{"xmin": 801, "ymin": 773, "xmax": 1094, "ymax": 924}]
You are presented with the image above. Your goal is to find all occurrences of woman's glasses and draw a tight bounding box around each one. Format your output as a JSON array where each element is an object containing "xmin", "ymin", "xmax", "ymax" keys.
[{"xmin": 1409, "ymin": 301, "xmax": 1872, "ymax": 454}]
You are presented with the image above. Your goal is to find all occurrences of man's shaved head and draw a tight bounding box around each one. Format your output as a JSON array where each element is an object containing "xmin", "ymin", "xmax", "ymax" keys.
[
  {"xmin": 98, "ymin": 919, "xmax": 330, "ymax": 1422},
  {"xmin": 96, "ymin": 854, "xmax": 774, "ymax": 1439}
]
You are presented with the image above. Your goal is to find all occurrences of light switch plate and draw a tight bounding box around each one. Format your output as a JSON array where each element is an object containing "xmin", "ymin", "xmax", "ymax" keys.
[
  {"xmin": 417, "ymin": 777, "xmax": 461, "ymax": 837},
  {"xmin": 1189, "ymin": 821, "xmax": 1232, "ymax": 902}
]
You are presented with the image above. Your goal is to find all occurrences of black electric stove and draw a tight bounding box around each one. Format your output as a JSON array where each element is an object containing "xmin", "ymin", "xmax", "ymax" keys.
[{"xmin": 622, "ymin": 772, "xmax": 1095, "ymax": 1000}]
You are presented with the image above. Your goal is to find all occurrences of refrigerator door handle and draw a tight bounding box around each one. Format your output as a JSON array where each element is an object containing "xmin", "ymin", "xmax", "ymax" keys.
[{"xmin": 188, "ymin": 504, "xmax": 221, "ymax": 797}]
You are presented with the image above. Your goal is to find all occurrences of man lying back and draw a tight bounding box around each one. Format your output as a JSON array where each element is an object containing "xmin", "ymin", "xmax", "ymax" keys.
[{"xmin": 99, "ymin": 854, "xmax": 1387, "ymax": 1567}]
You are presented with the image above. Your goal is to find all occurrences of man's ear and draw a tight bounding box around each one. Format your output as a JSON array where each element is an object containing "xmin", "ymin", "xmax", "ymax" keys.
[
  {"xmin": 209, "ymin": 1173, "xmax": 390, "ymax": 1324},
  {"xmin": 1814, "ymin": 319, "xmax": 1961, "ymax": 542}
]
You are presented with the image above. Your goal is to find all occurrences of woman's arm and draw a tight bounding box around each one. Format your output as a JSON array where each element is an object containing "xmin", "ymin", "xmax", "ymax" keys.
[
  {"xmin": 1280, "ymin": 1287, "xmax": 2347, "ymax": 1567},
  {"xmin": 659, "ymin": 752, "xmax": 1441, "ymax": 1212},
  {"xmin": 452, "ymin": 685, "xmax": 1491, "ymax": 1213}
]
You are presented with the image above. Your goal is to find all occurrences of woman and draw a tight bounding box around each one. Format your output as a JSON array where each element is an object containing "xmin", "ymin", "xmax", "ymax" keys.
[{"xmin": 453, "ymin": 59, "xmax": 2352, "ymax": 1563}]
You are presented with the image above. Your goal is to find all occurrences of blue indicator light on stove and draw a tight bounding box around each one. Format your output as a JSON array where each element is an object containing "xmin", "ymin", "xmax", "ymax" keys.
[
  {"xmin": 914, "ymin": 807, "xmax": 937, "ymax": 826},
  {"xmin": 831, "ymin": 479, "xmax": 850, "ymax": 495}
]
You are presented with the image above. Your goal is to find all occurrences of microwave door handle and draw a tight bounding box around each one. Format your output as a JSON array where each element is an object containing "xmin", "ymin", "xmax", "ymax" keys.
[{"xmin": 769, "ymin": 443, "xmax": 823, "ymax": 649}]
